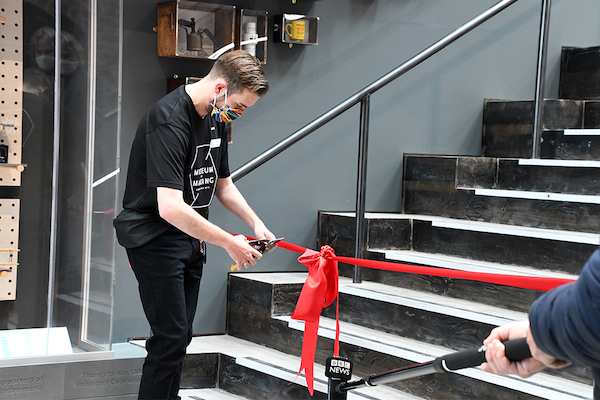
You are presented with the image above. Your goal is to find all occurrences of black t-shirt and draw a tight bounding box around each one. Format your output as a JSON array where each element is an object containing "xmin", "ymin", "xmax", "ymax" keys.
[{"xmin": 114, "ymin": 85, "xmax": 230, "ymax": 248}]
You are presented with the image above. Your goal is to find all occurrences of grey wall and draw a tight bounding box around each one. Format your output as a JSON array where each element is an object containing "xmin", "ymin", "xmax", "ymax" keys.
[{"xmin": 114, "ymin": 0, "xmax": 600, "ymax": 342}]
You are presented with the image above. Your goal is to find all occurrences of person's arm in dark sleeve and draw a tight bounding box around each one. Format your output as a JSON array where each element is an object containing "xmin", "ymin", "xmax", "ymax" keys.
[
  {"xmin": 481, "ymin": 249, "xmax": 600, "ymax": 377},
  {"xmin": 529, "ymin": 249, "xmax": 600, "ymax": 368}
]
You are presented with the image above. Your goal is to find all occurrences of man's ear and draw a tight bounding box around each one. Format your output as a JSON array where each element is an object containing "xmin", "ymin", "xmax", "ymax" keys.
[{"xmin": 214, "ymin": 80, "xmax": 227, "ymax": 94}]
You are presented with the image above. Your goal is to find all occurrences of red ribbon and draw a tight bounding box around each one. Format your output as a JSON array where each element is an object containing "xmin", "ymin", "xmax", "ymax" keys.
[
  {"xmin": 289, "ymin": 246, "xmax": 340, "ymax": 396},
  {"xmin": 240, "ymin": 237, "xmax": 576, "ymax": 395}
]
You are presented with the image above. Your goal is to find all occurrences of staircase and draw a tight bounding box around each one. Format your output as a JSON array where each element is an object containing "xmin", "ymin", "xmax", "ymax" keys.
[
  {"xmin": 31, "ymin": 45, "xmax": 598, "ymax": 400},
  {"xmin": 194, "ymin": 44, "xmax": 600, "ymax": 399}
]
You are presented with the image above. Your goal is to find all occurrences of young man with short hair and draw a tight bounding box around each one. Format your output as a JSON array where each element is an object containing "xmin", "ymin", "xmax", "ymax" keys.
[{"xmin": 114, "ymin": 50, "xmax": 276, "ymax": 399}]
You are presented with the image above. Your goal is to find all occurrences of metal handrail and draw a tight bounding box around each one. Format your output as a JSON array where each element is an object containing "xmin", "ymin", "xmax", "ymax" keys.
[
  {"xmin": 231, "ymin": 0, "xmax": 549, "ymax": 283},
  {"xmin": 232, "ymin": 0, "xmax": 521, "ymax": 182},
  {"xmin": 532, "ymin": 0, "xmax": 552, "ymax": 158}
]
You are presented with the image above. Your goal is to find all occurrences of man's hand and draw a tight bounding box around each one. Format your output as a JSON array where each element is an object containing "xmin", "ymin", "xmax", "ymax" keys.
[
  {"xmin": 228, "ymin": 234, "xmax": 262, "ymax": 271},
  {"xmin": 481, "ymin": 320, "xmax": 570, "ymax": 378},
  {"xmin": 253, "ymin": 222, "xmax": 276, "ymax": 251}
]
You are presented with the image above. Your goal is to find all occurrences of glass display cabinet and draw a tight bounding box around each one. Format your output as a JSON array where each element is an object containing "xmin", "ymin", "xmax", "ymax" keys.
[
  {"xmin": 0, "ymin": 0, "xmax": 120, "ymax": 363},
  {"xmin": 274, "ymin": 13, "xmax": 319, "ymax": 46},
  {"xmin": 156, "ymin": 1, "xmax": 236, "ymax": 60},
  {"xmin": 237, "ymin": 9, "xmax": 268, "ymax": 63}
]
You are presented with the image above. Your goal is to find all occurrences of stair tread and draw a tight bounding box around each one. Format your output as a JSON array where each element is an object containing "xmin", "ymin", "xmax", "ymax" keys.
[
  {"xmin": 378, "ymin": 249, "xmax": 579, "ymax": 280},
  {"xmin": 323, "ymin": 212, "xmax": 599, "ymax": 245},
  {"xmin": 132, "ymin": 335, "xmax": 420, "ymax": 399},
  {"xmin": 275, "ymin": 315, "xmax": 592, "ymax": 400}
]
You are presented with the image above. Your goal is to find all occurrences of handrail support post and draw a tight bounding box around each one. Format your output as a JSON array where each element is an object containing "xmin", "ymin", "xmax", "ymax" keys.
[
  {"xmin": 532, "ymin": 0, "xmax": 552, "ymax": 158},
  {"xmin": 353, "ymin": 95, "xmax": 370, "ymax": 284}
]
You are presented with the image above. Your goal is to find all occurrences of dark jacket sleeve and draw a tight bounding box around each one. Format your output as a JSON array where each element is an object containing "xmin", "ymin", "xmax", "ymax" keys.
[{"xmin": 529, "ymin": 248, "xmax": 600, "ymax": 368}]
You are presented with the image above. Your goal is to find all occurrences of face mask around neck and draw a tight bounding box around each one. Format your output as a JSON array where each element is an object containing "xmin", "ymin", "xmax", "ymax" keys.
[{"xmin": 210, "ymin": 89, "xmax": 244, "ymax": 122}]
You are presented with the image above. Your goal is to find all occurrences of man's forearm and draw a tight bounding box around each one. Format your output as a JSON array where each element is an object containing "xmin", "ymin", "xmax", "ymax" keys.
[{"xmin": 157, "ymin": 186, "xmax": 233, "ymax": 247}]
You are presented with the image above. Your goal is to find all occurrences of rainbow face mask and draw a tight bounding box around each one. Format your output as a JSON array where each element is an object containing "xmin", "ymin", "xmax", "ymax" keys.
[{"xmin": 210, "ymin": 89, "xmax": 244, "ymax": 122}]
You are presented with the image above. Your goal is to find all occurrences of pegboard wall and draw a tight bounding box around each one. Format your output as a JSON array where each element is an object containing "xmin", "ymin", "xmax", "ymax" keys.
[
  {"xmin": 0, "ymin": 1, "xmax": 23, "ymax": 186},
  {"xmin": 0, "ymin": 199, "xmax": 19, "ymax": 300},
  {"xmin": 0, "ymin": 2, "xmax": 22, "ymax": 300}
]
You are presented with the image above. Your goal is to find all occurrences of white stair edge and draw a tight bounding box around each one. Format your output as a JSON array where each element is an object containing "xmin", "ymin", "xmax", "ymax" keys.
[
  {"xmin": 324, "ymin": 212, "xmax": 599, "ymax": 245},
  {"xmin": 338, "ymin": 277, "xmax": 527, "ymax": 326},
  {"xmin": 564, "ymin": 128, "xmax": 600, "ymax": 136},
  {"xmin": 473, "ymin": 188, "xmax": 600, "ymax": 204},
  {"xmin": 277, "ymin": 316, "xmax": 592, "ymax": 400},
  {"xmin": 429, "ymin": 218, "xmax": 599, "ymax": 245},
  {"xmin": 518, "ymin": 158, "xmax": 600, "ymax": 168},
  {"xmin": 379, "ymin": 249, "xmax": 578, "ymax": 280}
]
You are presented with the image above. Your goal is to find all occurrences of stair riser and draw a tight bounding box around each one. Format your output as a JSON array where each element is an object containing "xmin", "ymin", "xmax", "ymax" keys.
[
  {"xmin": 560, "ymin": 46, "xmax": 600, "ymax": 99},
  {"xmin": 338, "ymin": 264, "xmax": 542, "ymax": 314},
  {"xmin": 227, "ymin": 277, "xmax": 304, "ymax": 356},
  {"xmin": 457, "ymin": 157, "xmax": 600, "ymax": 195},
  {"xmin": 482, "ymin": 99, "xmax": 600, "ymax": 158},
  {"xmin": 218, "ymin": 354, "xmax": 324, "ymax": 400},
  {"xmin": 412, "ymin": 220, "xmax": 594, "ymax": 275},
  {"xmin": 317, "ymin": 212, "xmax": 411, "ymax": 255},
  {"xmin": 404, "ymin": 183, "xmax": 600, "ymax": 233}
]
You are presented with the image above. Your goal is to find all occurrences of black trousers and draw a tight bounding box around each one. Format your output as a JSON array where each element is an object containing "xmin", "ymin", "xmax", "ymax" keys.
[{"xmin": 127, "ymin": 227, "xmax": 204, "ymax": 400}]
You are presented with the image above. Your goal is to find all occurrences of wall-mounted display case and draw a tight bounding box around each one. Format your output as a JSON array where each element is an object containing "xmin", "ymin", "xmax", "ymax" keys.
[
  {"xmin": 274, "ymin": 14, "xmax": 319, "ymax": 46},
  {"xmin": 238, "ymin": 9, "xmax": 268, "ymax": 63},
  {"xmin": 156, "ymin": 1, "xmax": 236, "ymax": 60}
]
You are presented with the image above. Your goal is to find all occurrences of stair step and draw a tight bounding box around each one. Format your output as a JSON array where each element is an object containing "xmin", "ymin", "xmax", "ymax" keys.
[
  {"xmin": 427, "ymin": 216, "xmax": 598, "ymax": 245},
  {"xmin": 482, "ymin": 99, "xmax": 600, "ymax": 158},
  {"xmin": 319, "ymin": 211, "xmax": 597, "ymax": 275},
  {"xmin": 324, "ymin": 211, "xmax": 599, "ymax": 245},
  {"xmin": 276, "ymin": 315, "xmax": 592, "ymax": 400},
  {"xmin": 336, "ymin": 277, "xmax": 526, "ymax": 327},
  {"xmin": 403, "ymin": 155, "xmax": 600, "ymax": 232},
  {"xmin": 378, "ymin": 249, "xmax": 578, "ymax": 280},
  {"xmin": 455, "ymin": 157, "xmax": 600, "ymax": 195},
  {"xmin": 176, "ymin": 335, "xmax": 417, "ymax": 400}
]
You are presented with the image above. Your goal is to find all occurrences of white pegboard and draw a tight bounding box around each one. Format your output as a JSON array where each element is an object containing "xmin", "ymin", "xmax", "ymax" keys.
[
  {"xmin": 0, "ymin": 1, "xmax": 23, "ymax": 186},
  {"xmin": 0, "ymin": 199, "xmax": 19, "ymax": 301}
]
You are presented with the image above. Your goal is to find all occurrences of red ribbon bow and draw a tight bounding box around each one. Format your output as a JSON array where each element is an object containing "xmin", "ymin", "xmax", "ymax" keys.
[{"xmin": 290, "ymin": 245, "xmax": 340, "ymax": 396}]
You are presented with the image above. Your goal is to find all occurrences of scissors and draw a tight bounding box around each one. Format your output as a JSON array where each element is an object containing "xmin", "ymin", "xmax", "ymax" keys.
[{"xmin": 230, "ymin": 238, "xmax": 284, "ymax": 271}]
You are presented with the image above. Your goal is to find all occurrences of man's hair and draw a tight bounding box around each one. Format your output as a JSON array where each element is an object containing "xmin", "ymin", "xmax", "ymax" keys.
[{"xmin": 207, "ymin": 50, "xmax": 269, "ymax": 96}]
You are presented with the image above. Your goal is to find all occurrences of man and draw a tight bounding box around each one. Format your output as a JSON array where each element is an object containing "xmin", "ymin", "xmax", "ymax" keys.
[
  {"xmin": 114, "ymin": 50, "xmax": 276, "ymax": 400},
  {"xmin": 481, "ymin": 248, "xmax": 600, "ymax": 399}
]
